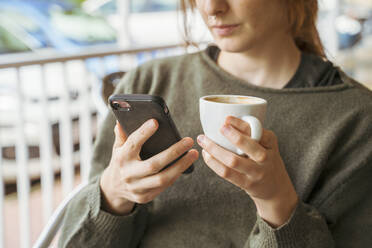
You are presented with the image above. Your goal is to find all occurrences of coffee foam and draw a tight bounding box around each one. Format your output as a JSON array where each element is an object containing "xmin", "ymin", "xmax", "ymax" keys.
[{"xmin": 205, "ymin": 96, "xmax": 262, "ymax": 104}]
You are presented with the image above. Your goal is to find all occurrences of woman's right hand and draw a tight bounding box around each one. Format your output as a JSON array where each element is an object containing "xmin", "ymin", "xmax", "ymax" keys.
[{"xmin": 100, "ymin": 119, "xmax": 199, "ymax": 215}]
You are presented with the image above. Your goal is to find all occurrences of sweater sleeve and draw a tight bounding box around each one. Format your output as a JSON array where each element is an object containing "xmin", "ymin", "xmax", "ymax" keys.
[
  {"xmin": 245, "ymin": 98, "xmax": 372, "ymax": 248},
  {"xmin": 58, "ymin": 178, "xmax": 148, "ymax": 248},
  {"xmin": 245, "ymin": 162, "xmax": 372, "ymax": 248},
  {"xmin": 58, "ymin": 68, "xmax": 150, "ymax": 247},
  {"xmin": 245, "ymin": 201, "xmax": 334, "ymax": 248}
]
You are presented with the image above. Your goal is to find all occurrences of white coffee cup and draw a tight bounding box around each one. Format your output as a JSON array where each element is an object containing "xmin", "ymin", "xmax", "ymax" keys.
[{"xmin": 199, "ymin": 95, "xmax": 267, "ymax": 155}]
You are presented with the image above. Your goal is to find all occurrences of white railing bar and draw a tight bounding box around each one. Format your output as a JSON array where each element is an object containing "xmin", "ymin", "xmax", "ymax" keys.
[
  {"xmin": 0, "ymin": 43, "xmax": 192, "ymax": 69},
  {"xmin": 95, "ymin": 57, "xmax": 109, "ymax": 125},
  {"xmin": 79, "ymin": 64, "xmax": 92, "ymax": 182},
  {"xmin": 98, "ymin": 57, "xmax": 107, "ymax": 78},
  {"xmin": 15, "ymin": 67, "xmax": 31, "ymax": 248},
  {"xmin": 118, "ymin": 54, "xmax": 129, "ymax": 70},
  {"xmin": 0, "ymin": 145, "xmax": 4, "ymax": 248},
  {"xmin": 60, "ymin": 63, "xmax": 74, "ymax": 196},
  {"xmin": 39, "ymin": 64, "xmax": 55, "ymax": 224}
]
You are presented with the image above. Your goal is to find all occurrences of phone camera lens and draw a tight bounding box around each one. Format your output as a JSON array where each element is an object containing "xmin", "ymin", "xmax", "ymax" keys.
[
  {"xmin": 111, "ymin": 100, "xmax": 131, "ymax": 111},
  {"xmin": 120, "ymin": 101, "xmax": 131, "ymax": 111},
  {"xmin": 112, "ymin": 102, "xmax": 120, "ymax": 110}
]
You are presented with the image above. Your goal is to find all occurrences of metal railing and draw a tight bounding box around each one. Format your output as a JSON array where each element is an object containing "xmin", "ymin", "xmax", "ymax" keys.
[{"xmin": 0, "ymin": 43, "xmax": 200, "ymax": 248}]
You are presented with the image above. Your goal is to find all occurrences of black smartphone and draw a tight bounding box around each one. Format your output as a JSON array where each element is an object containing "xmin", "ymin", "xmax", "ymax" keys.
[{"xmin": 109, "ymin": 94, "xmax": 194, "ymax": 174}]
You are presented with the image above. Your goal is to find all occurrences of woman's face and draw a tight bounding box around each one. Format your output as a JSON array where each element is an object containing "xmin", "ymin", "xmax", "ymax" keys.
[{"xmin": 195, "ymin": 0, "xmax": 289, "ymax": 53}]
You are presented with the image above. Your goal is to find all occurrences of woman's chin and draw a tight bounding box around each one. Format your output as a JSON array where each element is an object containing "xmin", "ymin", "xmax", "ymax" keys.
[
  {"xmin": 215, "ymin": 38, "xmax": 253, "ymax": 53},
  {"xmin": 210, "ymin": 32, "xmax": 252, "ymax": 52}
]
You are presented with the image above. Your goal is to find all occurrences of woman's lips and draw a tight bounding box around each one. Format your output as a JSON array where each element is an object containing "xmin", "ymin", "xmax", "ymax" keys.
[{"xmin": 211, "ymin": 24, "xmax": 240, "ymax": 36}]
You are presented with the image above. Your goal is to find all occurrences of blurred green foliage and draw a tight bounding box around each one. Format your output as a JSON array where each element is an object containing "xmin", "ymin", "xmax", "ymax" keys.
[{"xmin": 66, "ymin": 0, "xmax": 86, "ymax": 7}]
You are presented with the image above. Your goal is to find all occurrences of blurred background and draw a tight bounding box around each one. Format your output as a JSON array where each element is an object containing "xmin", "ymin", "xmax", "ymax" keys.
[{"xmin": 0, "ymin": 0, "xmax": 371, "ymax": 247}]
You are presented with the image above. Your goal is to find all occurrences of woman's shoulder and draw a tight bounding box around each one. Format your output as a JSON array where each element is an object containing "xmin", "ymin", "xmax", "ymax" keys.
[
  {"xmin": 339, "ymin": 70, "xmax": 372, "ymax": 105},
  {"xmin": 329, "ymin": 71, "xmax": 372, "ymax": 131}
]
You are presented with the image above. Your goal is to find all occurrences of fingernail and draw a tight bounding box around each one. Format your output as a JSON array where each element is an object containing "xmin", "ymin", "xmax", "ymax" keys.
[
  {"xmin": 183, "ymin": 138, "xmax": 193, "ymax": 146},
  {"xmin": 202, "ymin": 149, "xmax": 210, "ymax": 158},
  {"xmin": 197, "ymin": 135, "xmax": 204, "ymax": 144},
  {"xmin": 147, "ymin": 119, "xmax": 155, "ymax": 127},
  {"xmin": 190, "ymin": 150, "xmax": 198, "ymax": 159},
  {"xmin": 221, "ymin": 125, "xmax": 231, "ymax": 134},
  {"xmin": 225, "ymin": 116, "xmax": 232, "ymax": 124}
]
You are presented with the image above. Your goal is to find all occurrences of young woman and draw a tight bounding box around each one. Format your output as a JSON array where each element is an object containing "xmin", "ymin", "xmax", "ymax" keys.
[{"xmin": 59, "ymin": 0, "xmax": 372, "ymax": 247}]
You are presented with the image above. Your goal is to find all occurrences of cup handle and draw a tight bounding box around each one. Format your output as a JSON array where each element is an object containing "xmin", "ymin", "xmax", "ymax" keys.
[{"xmin": 236, "ymin": 116, "xmax": 263, "ymax": 156}]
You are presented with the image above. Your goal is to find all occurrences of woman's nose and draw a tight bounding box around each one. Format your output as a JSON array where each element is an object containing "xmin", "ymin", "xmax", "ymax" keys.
[{"xmin": 202, "ymin": 0, "xmax": 229, "ymax": 17}]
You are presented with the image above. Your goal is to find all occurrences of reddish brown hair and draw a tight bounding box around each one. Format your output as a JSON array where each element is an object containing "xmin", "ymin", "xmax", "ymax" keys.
[
  {"xmin": 286, "ymin": 0, "xmax": 325, "ymax": 57},
  {"xmin": 179, "ymin": 0, "xmax": 326, "ymax": 57}
]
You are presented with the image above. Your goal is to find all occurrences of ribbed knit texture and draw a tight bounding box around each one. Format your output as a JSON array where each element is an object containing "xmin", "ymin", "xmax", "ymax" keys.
[{"xmin": 59, "ymin": 46, "xmax": 372, "ymax": 248}]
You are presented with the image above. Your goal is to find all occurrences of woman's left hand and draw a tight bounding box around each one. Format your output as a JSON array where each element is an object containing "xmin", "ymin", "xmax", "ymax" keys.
[{"xmin": 197, "ymin": 116, "xmax": 298, "ymax": 228}]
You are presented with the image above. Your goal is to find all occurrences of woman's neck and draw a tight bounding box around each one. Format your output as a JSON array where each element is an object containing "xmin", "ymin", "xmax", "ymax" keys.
[{"xmin": 217, "ymin": 35, "xmax": 301, "ymax": 89}]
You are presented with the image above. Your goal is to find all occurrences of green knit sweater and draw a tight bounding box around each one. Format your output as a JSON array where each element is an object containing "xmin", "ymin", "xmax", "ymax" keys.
[{"xmin": 59, "ymin": 46, "xmax": 372, "ymax": 248}]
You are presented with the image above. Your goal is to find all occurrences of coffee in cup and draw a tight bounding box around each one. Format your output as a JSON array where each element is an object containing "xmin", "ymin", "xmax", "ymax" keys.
[{"xmin": 199, "ymin": 95, "xmax": 267, "ymax": 155}]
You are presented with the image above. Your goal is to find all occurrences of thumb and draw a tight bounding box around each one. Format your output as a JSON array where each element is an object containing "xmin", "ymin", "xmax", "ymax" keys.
[{"xmin": 113, "ymin": 121, "xmax": 127, "ymax": 149}]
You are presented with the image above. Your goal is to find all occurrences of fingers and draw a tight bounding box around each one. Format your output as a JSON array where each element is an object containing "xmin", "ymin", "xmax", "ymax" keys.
[
  {"xmin": 109, "ymin": 147, "xmax": 198, "ymax": 205},
  {"xmin": 197, "ymin": 135, "xmax": 259, "ymax": 174},
  {"xmin": 126, "ymin": 149, "xmax": 199, "ymax": 192},
  {"xmin": 128, "ymin": 137, "xmax": 196, "ymax": 178},
  {"xmin": 201, "ymin": 150, "xmax": 249, "ymax": 189},
  {"xmin": 122, "ymin": 119, "xmax": 159, "ymax": 158},
  {"xmin": 134, "ymin": 187, "xmax": 165, "ymax": 204},
  {"xmin": 259, "ymin": 130, "xmax": 278, "ymax": 149},
  {"xmin": 124, "ymin": 186, "xmax": 166, "ymax": 204},
  {"xmin": 220, "ymin": 125, "xmax": 268, "ymax": 163},
  {"xmin": 225, "ymin": 116, "xmax": 277, "ymax": 149},
  {"xmin": 144, "ymin": 137, "xmax": 195, "ymax": 175},
  {"xmin": 225, "ymin": 116, "xmax": 251, "ymax": 136},
  {"xmin": 113, "ymin": 121, "xmax": 128, "ymax": 149}
]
